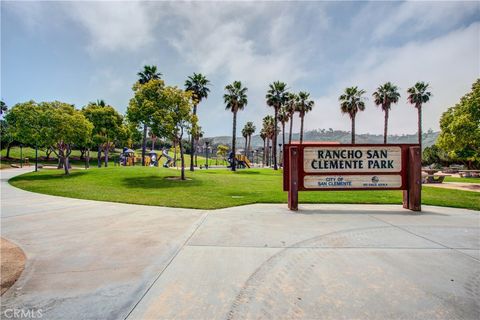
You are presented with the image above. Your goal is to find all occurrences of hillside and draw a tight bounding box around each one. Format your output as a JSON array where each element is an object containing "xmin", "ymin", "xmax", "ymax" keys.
[{"xmin": 205, "ymin": 130, "xmax": 439, "ymax": 150}]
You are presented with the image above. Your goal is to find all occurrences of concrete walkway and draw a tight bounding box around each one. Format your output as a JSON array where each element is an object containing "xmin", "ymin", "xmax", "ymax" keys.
[{"xmin": 1, "ymin": 168, "xmax": 479, "ymax": 319}]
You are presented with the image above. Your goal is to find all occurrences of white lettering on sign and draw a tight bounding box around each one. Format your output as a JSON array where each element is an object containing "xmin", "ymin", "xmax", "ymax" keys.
[
  {"xmin": 304, "ymin": 175, "xmax": 402, "ymax": 189},
  {"xmin": 304, "ymin": 146, "xmax": 402, "ymax": 173}
]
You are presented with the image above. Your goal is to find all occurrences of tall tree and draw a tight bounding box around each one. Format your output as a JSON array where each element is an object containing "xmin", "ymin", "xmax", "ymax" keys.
[
  {"xmin": 41, "ymin": 102, "xmax": 93, "ymax": 175},
  {"xmin": 262, "ymin": 115, "xmax": 275, "ymax": 167},
  {"xmin": 296, "ymin": 91, "xmax": 315, "ymax": 144},
  {"xmin": 244, "ymin": 121, "xmax": 256, "ymax": 159},
  {"xmin": 373, "ymin": 82, "xmax": 401, "ymax": 144},
  {"xmin": 407, "ymin": 82, "xmax": 431, "ymax": 151},
  {"xmin": 242, "ymin": 126, "xmax": 248, "ymax": 157},
  {"xmin": 266, "ymin": 81, "xmax": 288, "ymax": 170},
  {"xmin": 277, "ymin": 107, "xmax": 289, "ymax": 147},
  {"xmin": 437, "ymin": 79, "xmax": 478, "ymax": 168},
  {"xmin": 339, "ymin": 86, "xmax": 367, "ymax": 144},
  {"xmin": 260, "ymin": 130, "xmax": 267, "ymax": 166},
  {"xmin": 150, "ymin": 86, "xmax": 196, "ymax": 180},
  {"xmin": 127, "ymin": 78, "xmax": 165, "ymax": 166},
  {"xmin": 185, "ymin": 73, "xmax": 210, "ymax": 171},
  {"xmin": 285, "ymin": 92, "xmax": 298, "ymax": 144},
  {"xmin": 82, "ymin": 100, "xmax": 124, "ymax": 167},
  {"xmin": 136, "ymin": 65, "xmax": 162, "ymax": 166},
  {"xmin": 224, "ymin": 81, "xmax": 248, "ymax": 171}
]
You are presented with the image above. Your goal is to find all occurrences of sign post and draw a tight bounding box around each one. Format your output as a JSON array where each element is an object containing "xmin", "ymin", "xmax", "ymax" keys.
[{"xmin": 284, "ymin": 144, "xmax": 421, "ymax": 212}]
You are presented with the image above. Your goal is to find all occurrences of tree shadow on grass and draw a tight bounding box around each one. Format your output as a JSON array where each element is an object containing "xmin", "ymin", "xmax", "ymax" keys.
[
  {"xmin": 121, "ymin": 175, "xmax": 203, "ymax": 189},
  {"xmin": 9, "ymin": 171, "xmax": 88, "ymax": 182}
]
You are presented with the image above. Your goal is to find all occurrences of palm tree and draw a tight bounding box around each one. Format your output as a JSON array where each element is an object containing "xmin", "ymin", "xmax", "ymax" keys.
[
  {"xmin": 407, "ymin": 82, "xmax": 431, "ymax": 151},
  {"xmin": 244, "ymin": 121, "xmax": 256, "ymax": 159},
  {"xmin": 373, "ymin": 82, "xmax": 400, "ymax": 144},
  {"xmin": 339, "ymin": 87, "xmax": 367, "ymax": 144},
  {"xmin": 193, "ymin": 127, "xmax": 204, "ymax": 167},
  {"xmin": 285, "ymin": 92, "xmax": 297, "ymax": 144},
  {"xmin": 224, "ymin": 81, "xmax": 248, "ymax": 171},
  {"xmin": 1, "ymin": 101, "xmax": 8, "ymax": 115},
  {"xmin": 262, "ymin": 115, "xmax": 275, "ymax": 167},
  {"xmin": 266, "ymin": 81, "xmax": 288, "ymax": 170},
  {"xmin": 277, "ymin": 107, "xmax": 289, "ymax": 147},
  {"xmin": 260, "ymin": 130, "xmax": 267, "ymax": 166},
  {"xmin": 242, "ymin": 126, "xmax": 248, "ymax": 157},
  {"xmin": 185, "ymin": 73, "xmax": 210, "ymax": 171},
  {"xmin": 137, "ymin": 65, "xmax": 162, "ymax": 84},
  {"xmin": 137, "ymin": 65, "xmax": 162, "ymax": 166},
  {"xmin": 297, "ymin": 91, "xmax": 315, "ymax": 144}
]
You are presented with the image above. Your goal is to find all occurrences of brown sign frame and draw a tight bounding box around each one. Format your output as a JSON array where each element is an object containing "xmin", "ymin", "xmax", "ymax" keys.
[{"xmin": 283, "ymin": 143, "xmax": 422, "ymax": 212}]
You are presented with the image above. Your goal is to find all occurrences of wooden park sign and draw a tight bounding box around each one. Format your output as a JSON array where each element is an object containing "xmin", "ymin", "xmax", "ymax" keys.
[{"xmin": 283, "ymin": 144, "xmax": 422, "ymax": 211}]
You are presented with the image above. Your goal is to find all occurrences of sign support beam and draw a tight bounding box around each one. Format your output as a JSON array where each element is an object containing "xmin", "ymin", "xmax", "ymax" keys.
[{"xmin": 288, "ymin": 146, "xmax": 298, "ymax": 211}]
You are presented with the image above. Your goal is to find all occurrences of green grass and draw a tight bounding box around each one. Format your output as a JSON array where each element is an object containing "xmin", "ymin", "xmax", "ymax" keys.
[
  {"xmin": 9, "ymin": 167, "xmax": 480, "ymax": 211},
  {"xmin": 1, "ymin": 146, "xmax": 223, "ymax": 168},
  {"xmin": 444, "ymin": 176, "xmax": 480, "ymax": 183}
]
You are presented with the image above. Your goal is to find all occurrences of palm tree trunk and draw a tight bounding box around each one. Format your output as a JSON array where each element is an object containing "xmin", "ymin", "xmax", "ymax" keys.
[
  {"xmin": 273, "ymin": 107, "xmax": 278, "ymax": 170},
  {"xmin": 289, "ymin": 115, "xmax": 294, "ymax": 144},
  {"xmin": 418, "ymin": 105, "xmax": 422, "ymax": 152},
  {"xmin": 231, "ymin": 111, "xmax": 237, "ymax": 171},
  {"xmin": 190, "ymin": 104, "xmax": 197, "ymax": 172},
  {"xmin": 179, "ymin": 130, "xmax": 185, "ymax": 180},
  {"xmin": 266, "ymin": 138, "xmax": 270, "ymax": 167},
  {"xmin": 384, "ymin": 109, "xmax": 389, "ymax": 144},
  {"xmin": 262, "ymin": 139, "xmax": 266, "ymax": 166},
  {"xmin": 300, "ymin": 114, "xmax": 304, "ymax": 144},
  {"xmin": 142, "ymin": 123, "xmax": 147, "ymax": 166},
  {"xmin": 97, "ymin": 145, "xmax": 101, "ymax": 168},
  {"xmin": 244, "ymin": 136, "xmax": 248, "ymax": 158},
  {"xmin": 282, "ymin": 122, "xmax": 286, "ymax": 147},
  {"xmin": 351, "ymin": 115, "xmax": 356, "ymax": 144},
  {"xmin": 247, "ymin": 135, "xmax": 252, "ymax": 161}
]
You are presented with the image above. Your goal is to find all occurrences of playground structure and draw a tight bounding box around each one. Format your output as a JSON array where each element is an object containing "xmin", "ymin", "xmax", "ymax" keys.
[
  {"xmin": 120, "ymin": 147, "xmax": 173, "ymax": 168},
  {"xmin": 227, "ymin": 152, "xmax": 251, "ymax": 169}
]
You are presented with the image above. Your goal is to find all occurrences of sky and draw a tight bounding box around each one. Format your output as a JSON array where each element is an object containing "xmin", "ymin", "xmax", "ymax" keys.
[{"xmin": 1, "ymin": 0, "xmax": 479, "ymax": 137}]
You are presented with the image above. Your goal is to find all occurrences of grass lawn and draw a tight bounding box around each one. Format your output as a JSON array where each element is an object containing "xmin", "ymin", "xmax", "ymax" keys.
[
  {"xmin": 1, "ymin": 146, "xmax": 224, "ymax": 168},
  {"xmin": 9, "ymin": 167, "xmax": 480, "ymax": 211},
  {"xmin": 444, "ymin": 176, "xmax": 480, "ymax": 184}
]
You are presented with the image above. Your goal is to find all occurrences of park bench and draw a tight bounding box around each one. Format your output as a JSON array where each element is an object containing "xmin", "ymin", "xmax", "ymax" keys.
[{"xmin": 458, "ymin": 170, "xmax": 480, "ymax": 178}]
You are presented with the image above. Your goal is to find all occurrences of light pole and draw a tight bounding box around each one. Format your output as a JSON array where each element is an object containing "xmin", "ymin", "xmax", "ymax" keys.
[{"xmin": 205, "ymin": 141, "xmax": 209, "ymax": 169}]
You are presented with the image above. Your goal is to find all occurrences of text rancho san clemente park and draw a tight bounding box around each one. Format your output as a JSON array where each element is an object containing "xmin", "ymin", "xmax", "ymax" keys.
[{"xmin": 310, "ymin": 149, "xmax": 394, "ymax": 170}]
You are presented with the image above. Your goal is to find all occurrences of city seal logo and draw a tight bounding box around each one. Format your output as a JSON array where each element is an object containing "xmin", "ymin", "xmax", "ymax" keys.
[{"xmin": 371, "ymin": 176, "xmax": 379, "ymax": 183}]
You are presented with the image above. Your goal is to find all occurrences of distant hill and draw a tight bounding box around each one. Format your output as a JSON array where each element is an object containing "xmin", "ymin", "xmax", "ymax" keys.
[{"xmin": 205, "ymin": 130, "xmax": 439, "ymax": 150}]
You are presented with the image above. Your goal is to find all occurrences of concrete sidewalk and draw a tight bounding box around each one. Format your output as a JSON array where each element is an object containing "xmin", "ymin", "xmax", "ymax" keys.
[{"xmin": 1, "ymin": 168, "xmax": 479, "ymax": 319}]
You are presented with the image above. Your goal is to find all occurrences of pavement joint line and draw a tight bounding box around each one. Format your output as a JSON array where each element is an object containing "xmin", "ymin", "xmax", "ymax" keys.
[
  {"xmin": 122, "ymin": 210, "xmax": 210, "ymax": 320},
  {"xmin": 368, "ymin": 214, "xmax": 480, "ymax": 262},
  {"xmin": 185, "ymin": 244, "xmax": 477, "ymax": 250}
]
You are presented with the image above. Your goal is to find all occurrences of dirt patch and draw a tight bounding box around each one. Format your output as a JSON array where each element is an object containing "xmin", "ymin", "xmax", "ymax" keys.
[{"xmin": 1, "ymin": 238, "xmax": 26, "ymax": 295}]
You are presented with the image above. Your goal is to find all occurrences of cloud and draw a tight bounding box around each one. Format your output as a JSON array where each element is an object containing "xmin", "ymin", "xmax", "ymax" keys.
[
  {"xmin": 372, "ymin": 1, "xmax": 478, "ymax": 40},
  {"xmin": 66, "ymin": 1, "xmax": 158, "ymax": 53},
  {"xmin": 306, "ymin": 22, "xmax": 480, "ymax": 135}
]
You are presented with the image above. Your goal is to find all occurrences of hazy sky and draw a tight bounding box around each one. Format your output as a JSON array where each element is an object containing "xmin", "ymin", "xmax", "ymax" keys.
[{"xmin": 1, "ymin": 1, "xmax": 479, "ymax": 137}]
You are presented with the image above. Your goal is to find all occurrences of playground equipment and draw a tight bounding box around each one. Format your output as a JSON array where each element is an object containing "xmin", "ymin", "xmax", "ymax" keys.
[
  {"xmin": 227, "ymin": 152, "xmax": 251, "ymax": 169},
  {"xmin": 148, "ymin": 150, "xmax": 159, "ymax": 167},
  {"xmin": 121, "ymin": 148, "xmax": 136, "ymax": 166},
  {"xmin": 160, "ymin": 148, "xmax": 173, "ymax": 168}
]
